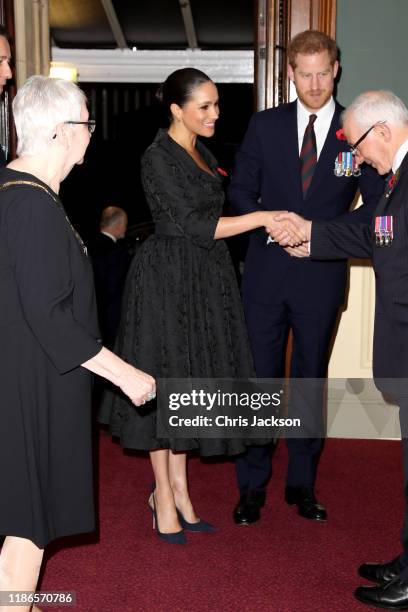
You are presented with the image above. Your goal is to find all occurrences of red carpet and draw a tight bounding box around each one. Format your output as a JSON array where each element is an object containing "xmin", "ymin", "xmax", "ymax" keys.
[{"xmin": 40, "ymin": 434, "xmax": 404, "ymax": 612}]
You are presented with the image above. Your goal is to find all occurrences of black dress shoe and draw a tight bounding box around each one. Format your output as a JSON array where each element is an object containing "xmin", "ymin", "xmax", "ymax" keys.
[
  {"xmin": 233, "ymin": 490, "xmax": 266, "ymax": 525},
  {"xmin": 355, "ymin": 578, "xmax": 408, "ymax": 609},
  {"xmin": 359, "ymin": 556, "xmax": 403, "ymax": 584},
  {"xmin": 284, "ymin": 486, "xmax": 327, "ymax": 521}
]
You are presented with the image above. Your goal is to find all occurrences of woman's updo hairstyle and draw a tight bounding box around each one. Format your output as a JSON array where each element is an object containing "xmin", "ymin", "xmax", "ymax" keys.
[{"xmin": 156, "ymin": 68, "xmax": 212, "ymax": 119}]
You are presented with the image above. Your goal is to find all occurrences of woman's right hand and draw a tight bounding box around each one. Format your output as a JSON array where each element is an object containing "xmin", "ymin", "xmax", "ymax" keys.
[
  {"xmin": 116, "ymin": 362, "xmax": 156, "ymax": 406},
  {"xmin": 82, "ymin": 346, "xmax": 156, "ymax": 406}
]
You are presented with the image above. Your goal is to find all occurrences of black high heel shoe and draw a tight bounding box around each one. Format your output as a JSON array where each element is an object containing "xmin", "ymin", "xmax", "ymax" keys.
[
  {"xmin": 176, "ymin": 509, "xmax": 217, "ymax": 533},
  {"xmin": 148, "ymin": 492, "xmax": 186, "ymax": 545}
]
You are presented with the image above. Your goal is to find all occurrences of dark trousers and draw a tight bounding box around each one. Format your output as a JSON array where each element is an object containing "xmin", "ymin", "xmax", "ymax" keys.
[
  {"xmin": 395, "ymin": 400, "xmax": 408, "ymax": 581},
  {"xmin": 235, "ymin": 297, "xmax": 339, "ymax": 492}
]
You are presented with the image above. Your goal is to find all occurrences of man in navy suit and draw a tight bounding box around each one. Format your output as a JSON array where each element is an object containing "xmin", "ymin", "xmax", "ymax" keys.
[{"xmin": 228, "ymin": 30, "xmax": 384, "ymax": 525}]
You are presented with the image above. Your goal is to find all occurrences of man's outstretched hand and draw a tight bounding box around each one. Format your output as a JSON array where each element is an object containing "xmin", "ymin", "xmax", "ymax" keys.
[
  {"xmin": 265, "ymin": 212, "xmax": 312, "ymax": 255},
  {"xmin": 264, "ymin": 210, "xmax": 309, "ymax": 247}
]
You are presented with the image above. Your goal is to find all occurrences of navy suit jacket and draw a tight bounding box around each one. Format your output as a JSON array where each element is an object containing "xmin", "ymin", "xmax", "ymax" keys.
[
  {"xmin": 228, "ymin": 100, "xmax": 385, "ymax": 308},
  {"xmin": 312, "ymin": 152, "xmax": 408, "ymax": 393}
]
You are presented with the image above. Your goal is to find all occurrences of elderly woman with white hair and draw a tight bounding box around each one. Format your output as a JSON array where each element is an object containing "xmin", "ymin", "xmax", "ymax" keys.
[{"xmin": 0, "ymin": 75, "xmax": 155, "ymax": 612}]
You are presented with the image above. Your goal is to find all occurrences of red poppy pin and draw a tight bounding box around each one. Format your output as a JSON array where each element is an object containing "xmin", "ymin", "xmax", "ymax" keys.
[
  {"xmin": 336, "ymin": 128, "xmax": 347, "ymax": 141},
  {"xmin": 388, "ymin": 174, "xmax": 396, "ymax": 190},
  {"xmin": 217, "ymin": 167, "xmax": 228, "ymax": 177}
]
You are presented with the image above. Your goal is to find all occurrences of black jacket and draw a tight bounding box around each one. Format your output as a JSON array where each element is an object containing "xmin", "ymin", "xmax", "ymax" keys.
[
  {"xmin": 228, "ymin": 100, "xmax": 385, "ymax": 308},
  {"xmin": 312, "ymin": 151, "xmax": 408, "ymax": 390}
]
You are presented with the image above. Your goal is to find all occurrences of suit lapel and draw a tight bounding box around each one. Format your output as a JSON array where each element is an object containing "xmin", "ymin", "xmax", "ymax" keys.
[
  {"xmin": 377, "ymin": 152, "xmax": 408, "ymax": 215},
  {"xmin": 281, "ymin": 102, "xmax": 303, "ymax": 201},
  {"xmin": 305, "ymin": 102, "xmax": 343, "ymax": 200}
]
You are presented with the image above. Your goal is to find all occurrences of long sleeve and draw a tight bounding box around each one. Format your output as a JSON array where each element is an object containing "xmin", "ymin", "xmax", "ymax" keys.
[
  {"xmin": 142, "ymin": 147, "xmax": 219, "ymax": 249},
  {"xmin": 334, "ymin": 164, "xmax": 385, "ymax": 225},
  {"xmin": 6, "ymin": 187, "xmax": 102, "ymax": 374},
  {"xmin": 311, "ymin": 220, "xmax": 373, "ymax": 260}
]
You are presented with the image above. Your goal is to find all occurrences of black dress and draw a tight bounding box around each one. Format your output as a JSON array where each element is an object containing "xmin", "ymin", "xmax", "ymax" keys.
[
  {"xmin": 0, "ymin": 169, "xmax": 102, "ymax": 548},
  {"xmin": 99, "ymin": 130, "xmax": 256, "ymax": 455}
]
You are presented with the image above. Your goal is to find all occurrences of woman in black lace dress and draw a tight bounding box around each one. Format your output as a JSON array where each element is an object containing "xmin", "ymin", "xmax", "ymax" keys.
[{"xmin": 100, "ymin": 69, "xmax": 303, "ymax": 542}]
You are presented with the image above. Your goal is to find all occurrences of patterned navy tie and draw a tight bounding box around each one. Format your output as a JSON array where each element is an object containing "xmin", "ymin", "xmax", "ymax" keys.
[{"xmin": 300, "ymin": 113, "xmax": 317, "ymax": 198}]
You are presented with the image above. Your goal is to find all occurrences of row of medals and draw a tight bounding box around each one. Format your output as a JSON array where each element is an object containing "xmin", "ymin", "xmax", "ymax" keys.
[
  {"xmin": 334, "ymin": 151, "xmax": 361, "ymax": 177},
  {"xmin": 334, "ymin": 150, "xmax": 394, "ymax": 247},
  {"xmin": 376, "ymin": 232, "xmax": 392, "ymax": 247}
]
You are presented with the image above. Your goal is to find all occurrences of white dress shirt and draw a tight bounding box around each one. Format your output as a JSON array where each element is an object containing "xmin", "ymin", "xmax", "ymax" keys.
[
  {"xmin": 269, "ymin": 97, "xmax": 336, "ymax": 247},
  {"xmin": 392, "ymin": 139, "xmax": 408, "ymax": 173},
  {"xmin": 101, "ymin": 231, "xmax": 117, "ymax": 243},
  {"xmin": 297, "ymin": 97, "xmax": 336, "ymax": 159}
]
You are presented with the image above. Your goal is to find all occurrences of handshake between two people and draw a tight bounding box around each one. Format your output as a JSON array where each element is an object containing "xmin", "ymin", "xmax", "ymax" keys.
[{"xmin": 263, "ymin": 211, "xmax": 312, "ymax": 258}]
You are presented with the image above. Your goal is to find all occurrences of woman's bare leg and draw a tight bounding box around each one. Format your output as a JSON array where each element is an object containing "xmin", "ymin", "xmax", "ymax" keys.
[
  {"xmin": 0, "ymin": 536, "xmax": 44, "ymax": 612},
  {"xmin": 168, "ymin": 451, "xmax": 199, "ymax": 523},
  {"xmin": 149, "ymin": 449, "xmax": 182, "ymax": 533}
]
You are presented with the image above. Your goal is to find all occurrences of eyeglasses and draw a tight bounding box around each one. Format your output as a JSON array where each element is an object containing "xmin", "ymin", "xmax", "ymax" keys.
[
  {"xmin": 350, "ymin": 120, "xmax": 386, "ymax": 155},
  {"xmin": 64, "ymin": 120, "xmax": 96, "ymax": 135}
]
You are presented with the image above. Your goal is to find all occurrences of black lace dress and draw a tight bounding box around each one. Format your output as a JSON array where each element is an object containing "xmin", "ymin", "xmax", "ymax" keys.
[{"xmin": 99, "ymin": 130, "xmax": 258, "ymax": 455}]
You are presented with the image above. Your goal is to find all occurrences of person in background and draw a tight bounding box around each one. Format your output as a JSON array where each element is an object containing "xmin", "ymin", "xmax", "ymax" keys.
[
  {"xmin": 0, "ymin": 75, "xmax": 155, "ymax": 612},
  {"xmin": 228, "ymin": 29, "xmax": 384, "ymax": 527},
  {"xmin": 99, "ymin": 67, "xmax": 305, "ymax": 544},
  {"xmin": 88, "ymin": 206, "xmax": 131, "ymax": 349},
  {"xmin": 0, "ymin": 25, "xmax": 13, "ymax": 166}
]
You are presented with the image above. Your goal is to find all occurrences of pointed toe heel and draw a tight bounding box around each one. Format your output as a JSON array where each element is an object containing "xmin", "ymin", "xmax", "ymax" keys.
[
  {"xmin": 177, "ymin": 510, "xmax": 217, "ymax": 533},
  {"xmin": 148, "ymin": 492, "xmax": 186, "ymax": 544}
]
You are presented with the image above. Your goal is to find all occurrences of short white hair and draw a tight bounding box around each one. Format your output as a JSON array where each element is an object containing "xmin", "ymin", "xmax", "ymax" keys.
[
  {"xmin": 12, "ymin": 75, "xmax": 87, "ymax": 156},
  {"xmin": 342, "ymin": 90, "xmax": 408, "ymax": 131}
]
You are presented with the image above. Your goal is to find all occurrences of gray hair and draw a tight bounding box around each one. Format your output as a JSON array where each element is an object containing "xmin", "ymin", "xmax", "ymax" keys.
[
  {"xmin": 342, "ymin": 90, "xmax": 408, "ymax": 131},
  {"xmin": 12, "ymin": 75, "xmax": 86, "ymax": 156},
  {"xmin": 100, "ymin": 206, "xmax": 127, "ymax": 229}
]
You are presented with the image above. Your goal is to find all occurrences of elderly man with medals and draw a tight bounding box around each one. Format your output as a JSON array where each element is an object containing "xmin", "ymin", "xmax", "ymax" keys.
[{"xmin": 276, "ymin": 89, "xmax": 408, "ymax": 610}]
